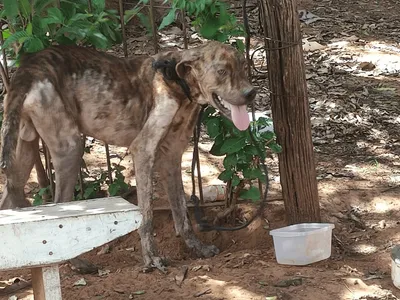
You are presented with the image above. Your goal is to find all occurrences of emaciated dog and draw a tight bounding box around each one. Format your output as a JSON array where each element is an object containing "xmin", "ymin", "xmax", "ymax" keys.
[{"xmin": 0, "ymin": 41, "xmax": 256, "ymax": 271}]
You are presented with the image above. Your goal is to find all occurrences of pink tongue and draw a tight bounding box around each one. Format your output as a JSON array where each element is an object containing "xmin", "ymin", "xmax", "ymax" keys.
[{"xmin": 230, "ymin": 105, "xmax": 250, "ymax": 131}]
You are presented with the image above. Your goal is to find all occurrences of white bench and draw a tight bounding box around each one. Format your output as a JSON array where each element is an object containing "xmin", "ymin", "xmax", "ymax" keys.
[{"xmin": 0, "ymin": 197, "xmax": 142, "ymax": 300}]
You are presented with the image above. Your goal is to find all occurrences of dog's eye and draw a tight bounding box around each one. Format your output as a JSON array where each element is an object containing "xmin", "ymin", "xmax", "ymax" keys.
[{"xmin": 218, "ymin": 69, "xmax": 227, "ymax": 76}]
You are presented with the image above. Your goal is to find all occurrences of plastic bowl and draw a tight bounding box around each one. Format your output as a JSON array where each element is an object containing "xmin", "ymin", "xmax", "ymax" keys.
[{"xmin": 269, "ymin": 223, "xmax": 335, "ymax": 265}]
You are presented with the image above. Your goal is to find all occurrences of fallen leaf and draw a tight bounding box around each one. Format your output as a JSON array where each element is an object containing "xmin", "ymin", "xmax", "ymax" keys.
[
  {"xmin": 73, "ymin": 278, "xmax": 87, "ymax": 287},
  {"xmin": 192, "ymin": 265, "xmax": 202, "ymax": 272},
  {"xmin": 97, "ymin": 244, "xmax": 110, "ymax": 255},
  {"xmin": 378, "ymin": 220, "xmax": 386, "ymax": 229},
  {"xmin": 298, "ymin": 10, "xmax": 323, "ymax": 24},
  {"xmin": 131, "ymin": 290, "xmax": 145, "ymax": 295},
  {"xmin": 175, "ymin": 265, "xmax": 188, "ymax": 287},
  {"xmin": 98, "ymin": 269, "xmax": 110, "ymax": 277},
  {"xmin": 303, "ymin": 40, "xmax": 325, "ymax": 52},
  {"xmin": 359, "ymin": 62, "xmax": 376, "ymax": 71},
  {"xmin": 202, "ymin": 265, "xmax": 211, "ymax": 272}
]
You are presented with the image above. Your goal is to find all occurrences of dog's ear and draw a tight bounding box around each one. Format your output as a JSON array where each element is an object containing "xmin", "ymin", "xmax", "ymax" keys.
[{"xmin": 175, "ymin": 50, "xmax": 201, "ymax": 78}]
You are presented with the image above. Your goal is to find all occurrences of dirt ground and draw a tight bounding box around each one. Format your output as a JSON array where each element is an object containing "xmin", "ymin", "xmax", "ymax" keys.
[{"xmin": 1, "ymin": 0, "xmax": 400, "ymax": 299}]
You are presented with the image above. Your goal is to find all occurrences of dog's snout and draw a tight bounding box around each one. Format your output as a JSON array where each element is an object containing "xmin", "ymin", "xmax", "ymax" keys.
[{"xmin": 243, "ymin": 88, "xmax": 256, "ymax": 103}]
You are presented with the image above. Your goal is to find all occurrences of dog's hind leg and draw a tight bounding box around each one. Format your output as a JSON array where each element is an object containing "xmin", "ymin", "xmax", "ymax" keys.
[
  {"xmin": 0, "ymin": 135, "xmax": 40, "ymax": 209},
  {"xmin": 35, "ymin": 126, "xmax": 83, "ymax": 203},
  {"xmin": 28, "ymin": 95, "xmax": 83, "ymax": 204},
  {"xmin": 49, "ymin": 139, "xmax": 83, "ymax": 203}
]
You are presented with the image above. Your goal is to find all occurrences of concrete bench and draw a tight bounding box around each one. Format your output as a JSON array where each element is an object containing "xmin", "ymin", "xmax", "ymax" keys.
[{"xmin": 0, "ymin": 197, "xmax": 142, "ymax": 300}]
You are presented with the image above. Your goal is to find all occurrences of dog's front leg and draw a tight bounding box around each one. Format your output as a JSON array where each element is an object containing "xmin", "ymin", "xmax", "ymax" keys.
[
  {"xmin": 158, "ymin": 155, "xmax": 220, "ymax": 258},
  {"xmin": 130, "ymin": 98, "xmax": 179, "ymax": 273}
]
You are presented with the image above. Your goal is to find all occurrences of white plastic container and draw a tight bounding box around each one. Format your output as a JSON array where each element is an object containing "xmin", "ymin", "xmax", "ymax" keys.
[
  {"xmin": 391, "ymin": 245, "xmax": 400, "ymax": 289},
  {"xmin": 270, "ymin": 223, "xmax": 335, "ymax": 265}
]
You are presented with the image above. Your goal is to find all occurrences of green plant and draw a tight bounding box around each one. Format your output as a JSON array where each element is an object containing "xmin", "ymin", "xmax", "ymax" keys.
[
  {"xmin": 74, "ymin": 170, "xmax": 107, "ymax": 200},
  {"xmin": 158, "ymin": 0, "xmax": 245, "ymax": 50},
  {"xmin": 0, "ymin": 0, "xmax": 123, "ymax": 63},
  {"xmin": 32, "ymin": 185, "xmax": 50, "ymax": 206},
  {"xmin": 158, "ymin": 0, "xmax": 280, "ymax": 201},
  {"xmin": 33, "ymin": 162, "xmax": 132, "ymax": 205},
  {"xmin": 203, "ymin": 107, "xmax": 281, "ymax": 200},
  {"xmin": 108, "ymin": 163, "xmax": 130, "ymax": 196}
]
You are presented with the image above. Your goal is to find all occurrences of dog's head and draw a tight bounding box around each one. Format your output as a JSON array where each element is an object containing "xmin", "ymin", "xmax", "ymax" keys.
[{"xmin": 175, "ymin": 41, "xmax": 256, "ymax": 131}]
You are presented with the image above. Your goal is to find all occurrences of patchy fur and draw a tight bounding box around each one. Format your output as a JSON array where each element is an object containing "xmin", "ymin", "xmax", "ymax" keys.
[{"xmin": 0, "ymin": 41, "xmax": 256, "ymax": 271}]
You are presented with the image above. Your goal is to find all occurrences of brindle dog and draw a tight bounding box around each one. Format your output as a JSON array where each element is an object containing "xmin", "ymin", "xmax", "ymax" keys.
[{"xmin": 0, "ymin": 41, "xmax": 256, "ymax": 271}]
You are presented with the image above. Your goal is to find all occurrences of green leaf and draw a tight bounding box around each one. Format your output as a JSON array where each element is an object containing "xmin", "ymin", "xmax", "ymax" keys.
[
  {"xmin": 124, "ymin": 8, "xmax": 139, "ymax": 23},
  {"xmin": 2, "ymin": 29, "xmax": 11, "ymax": 40},
  {"xmin": 38, "ymin": 187, "xmax": 49, "ymax": 196},
  {"xmin": 243, "ymin": 167, "xmax": 263, "ymax": 180},
  {"xmin": 32, "ymin": 15, "xmax": 48, "ymax": 36},
  {"xmin": 4, "ymin": 0, "xmax": 19, "ymax": 18},
  {"xmin": 33, "ymin": 196, "xmax": 43, "ymax": 206},
  {"xmin": 19, "ymin": 0, "xmax": 32, "ymax": 18},
  {"xmin": 46, "ymin": 7, "xmax": 64, "ymax": 24},
  {"xmin": 209, "ymin": 134, "xmax": 225, "ymax": 156},
  {"xmin": 2, "ymin": 31, "xmax": 30, "ymax": 50},
  {"xmin": 24, "ymin": 37, "xmax": 45, "ymax": 53},
  {"xmin": 159, "ymin": 7, "xmax": 176, "ymax": 30},
  {"xmin": 223, "ymin": 153, "xmax": 237, "ymax": 169},
  {"xmin": 92, "ymin": 0, "xmax": 106, "ymax": 13},
  {"xmin": 83, "ymin": 186, "xmax": 96, "ymax": 199},
  {"xmin": 205, "ymin": 117, "xmax": 220, "ymax": 138},
  {"xmin": 137, "ymin": 12, "xmax": 151, "ymax": 35},
  {"xmin": 60, "ymin": 0, "xmax": 76, "ymax": 20},
  {"xmin": 239, "ymin": 186, "xmax": 261, "ymax": 201},
  {"xmin": 26, "ymin": 23, "xmax": 33, "ymax": 36},
  {"xmin": 200, "ymin": 16, "xmax": 219, "ymax": 39},
  {"xmin": 231, "ymin": 174, "xmax": 240, "ymax": 187},
  {"xmin": 235, "ymin": 39, "xmax": 245, "ymax": 53},
  {"xmin": 87, "ymin": 32, "xmax": 108, "ymax": 49},
  {"xmin": 242, "ymin": 145, "xmax": 259, "ymax": 157},
  {"xmin": 218, "ymin": 169, "xmax": 234, "ymax": 182},
  {"xmin": 34, "ymin": 0, "xmax": 56, "ymax": 14},
  {"xmin": 220, "ymin": 136, "xmax": 246, "ymax": 154},
  {"xmin": 108, "ymin": 183, "xmax": 120, "ymax": 196},
  {"xmin": 268, "ymin": 143, "xmax": 282, "ymax": 154},
  {"xmin": 260, "ymin": 131, "xmax": 275, "ymax": 141}
]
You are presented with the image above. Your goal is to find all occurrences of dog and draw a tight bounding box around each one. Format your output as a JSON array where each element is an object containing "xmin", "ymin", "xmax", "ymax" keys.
[{"xmin": 0, "ymin": 41, "xmax": 256, "ymax": 271}]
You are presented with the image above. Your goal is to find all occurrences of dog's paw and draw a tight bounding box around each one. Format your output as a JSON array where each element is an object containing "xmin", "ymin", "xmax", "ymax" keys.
[
  {"xmin": 143, "ymin": 256, "xmax": 168, "ymax": 274},
  {"xmin": 196, "ymin": 244, "xmax": 220, "ymax": 258}
]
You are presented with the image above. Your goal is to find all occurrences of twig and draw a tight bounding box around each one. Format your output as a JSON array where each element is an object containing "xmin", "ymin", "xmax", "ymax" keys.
[
  {"xmin": 87, "ymin": 0, "xmax": 92, "ymax": 12},
  {"xmin": 119, "ymin": 0, "xmax": 128, "ymax": 57},
  {"xmin": 0, "ymin": 29, "xmax": 9, "ymax": 93},
  {"xmin": 105, "ymin": 144, "xmax": 113, "ymax": 184},
  {"xmin": 194, "ymin": 289, "xmax": 211, "ymax": 297},
  {"xmin": 79, "ymin": 135, "xmax": 86, "ymax": 199},
  {"xmin": 149, "ymin": 0, "xmax": 158, "ymax": 54},
  {"xmin": 180, "ymin": 9, "xmax": 188, "ymax": 49},
  {"xmin": 43, "ymin": 140, "xmax": 55, "ymax": 200}
]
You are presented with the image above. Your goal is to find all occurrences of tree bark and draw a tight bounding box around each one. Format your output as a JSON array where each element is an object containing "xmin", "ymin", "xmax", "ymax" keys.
[{"xmin": 259, "ymin": 0, "xmax": 321, "ymax": 224}]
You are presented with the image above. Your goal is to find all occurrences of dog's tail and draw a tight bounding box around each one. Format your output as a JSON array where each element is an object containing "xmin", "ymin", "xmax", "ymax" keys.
[{"xmin": 0, "ymin": 89, "xmax": 27, "ymax": 173}]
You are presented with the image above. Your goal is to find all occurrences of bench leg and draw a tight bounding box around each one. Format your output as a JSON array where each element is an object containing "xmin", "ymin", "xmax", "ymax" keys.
[{"xmin": 31, "ymin": 265, "xmax": 62, "ymax": 300}]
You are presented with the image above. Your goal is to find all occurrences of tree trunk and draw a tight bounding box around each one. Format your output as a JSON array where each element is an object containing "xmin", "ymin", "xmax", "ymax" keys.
[{"xmin": 259, "ymin": 0, "xmax": 321, "ymax": 224}]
